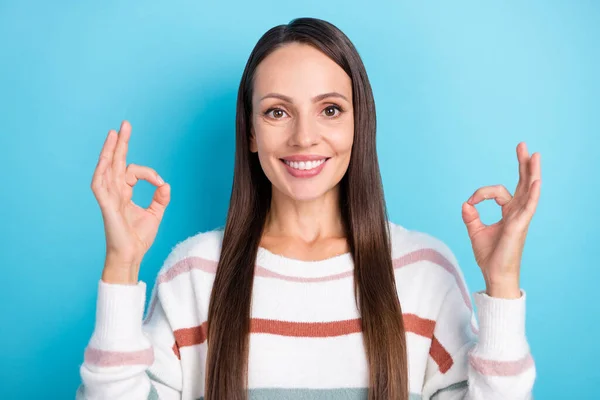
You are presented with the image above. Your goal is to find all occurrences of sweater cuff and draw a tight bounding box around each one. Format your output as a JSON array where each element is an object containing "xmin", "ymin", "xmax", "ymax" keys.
[
  {"xmin": 472, "ymin": 289, "xmax": 529, "ymax": 360},
  {"xmin": 90, "ymin": 279, "xmax": 148, "ymax": 350}
]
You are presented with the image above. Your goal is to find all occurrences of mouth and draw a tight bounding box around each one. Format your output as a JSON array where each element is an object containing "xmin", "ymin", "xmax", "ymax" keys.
[{"xmin": 279, "ymin": 157, "xmax": 331, "ymax": 171}]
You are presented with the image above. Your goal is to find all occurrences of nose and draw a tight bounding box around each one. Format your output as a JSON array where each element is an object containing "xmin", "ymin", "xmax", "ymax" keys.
[{"xmin": 288, "ymin": 114, "xmax": 320, "ymax": 148}]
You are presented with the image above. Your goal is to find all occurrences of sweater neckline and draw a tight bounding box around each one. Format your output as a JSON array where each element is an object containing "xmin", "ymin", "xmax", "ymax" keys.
[{"xmin": 255, "ymin": 245, "xmax": 354, "ymax": 279}]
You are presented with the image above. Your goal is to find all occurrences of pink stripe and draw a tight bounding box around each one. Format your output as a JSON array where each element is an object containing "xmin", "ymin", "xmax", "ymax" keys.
[
  {"xmin": 143, "ymin": 258, "xmax": 219, "ymax": 323},
  {"xmin": 393, "ymin": 249, "xmax": 472, "ymax": 312},
  {"xmin": 84, "ymin": 347, "xmax": 154, "ymax": 367},
  {"xmin": 254, "ymin": 267, "xmax": 354, "ymax": 282},
  {"xmin": 156, "ymin": 249, "xmax": 467, "ymax": 287},
  {"xmin": 157, "ymin": 257, "xmax": 218, "ymax": 284},
  {"xmin": 469, "ymin": 353, "xmax": 534, "ymax": 376}
]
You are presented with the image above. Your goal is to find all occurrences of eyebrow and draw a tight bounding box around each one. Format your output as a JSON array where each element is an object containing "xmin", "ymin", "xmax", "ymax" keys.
[{"xmin": 259, "ymin": 92, "xmax": 350, "ymax": 103}]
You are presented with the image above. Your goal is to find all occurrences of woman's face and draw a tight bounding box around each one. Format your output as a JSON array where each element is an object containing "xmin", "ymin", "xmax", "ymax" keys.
[{"xmin": 250, "ymin": 42, "xmax": 354, "ymax": 201}]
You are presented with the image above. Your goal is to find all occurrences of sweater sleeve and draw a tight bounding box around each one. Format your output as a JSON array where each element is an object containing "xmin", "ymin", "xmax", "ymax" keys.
[
  {"xmin": 76, "ymin": 278, "xmax": 183, "ymax": 400},
  {"xmin": 421, "ymin": 282, "xmax": 536, "ymax": 399}
]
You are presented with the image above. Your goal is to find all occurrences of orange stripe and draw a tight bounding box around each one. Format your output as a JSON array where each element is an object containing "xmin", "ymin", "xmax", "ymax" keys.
[
  {"xmin": 173, "ymin": 315, "xmax": 434, "ymax": 348},
  {"xmin": 429, "ymin": 335, "xmax": 453, "ymax": 373},
  {"xmin": 251, "ymin": 318, "xmax": 362, "ymax": 337},
  {"xmin": 173, "ymin": 321, "xmax": 208, "ymax": 359},
  {"xmin": 171, "ymin": 314, "xmax": 452, "ymax": 373},
  {"xmin": 403, "ymin": 313, "xmax": 435, "ymax": 338}
]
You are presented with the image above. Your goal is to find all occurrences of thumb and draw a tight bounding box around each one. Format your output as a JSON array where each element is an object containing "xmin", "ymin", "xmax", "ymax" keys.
[
  {"xmin": 148, "ymin": 183, "xmax": 171, "ymax": 220},
  {"xmin": 461, "ymin": 201, "xmax": 484, "ymax": 238}
]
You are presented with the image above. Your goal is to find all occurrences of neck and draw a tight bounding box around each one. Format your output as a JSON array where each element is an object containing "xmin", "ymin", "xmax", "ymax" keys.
[{"xmin": 264, "ymin": 185, "xmax": 345, "ymax": 244}]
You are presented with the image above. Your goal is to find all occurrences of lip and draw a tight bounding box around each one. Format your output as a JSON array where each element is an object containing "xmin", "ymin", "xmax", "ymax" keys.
[
  {"xmin": 280, "ymin": 154, "xmax": 331, "ymax": 162},
  {"xmin": 280, "ymin": 157, "xmax": 330, "ymax": 179}
]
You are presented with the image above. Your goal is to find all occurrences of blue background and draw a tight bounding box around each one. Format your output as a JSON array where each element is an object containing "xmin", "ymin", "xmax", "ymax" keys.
[{"xmin": 1, "ymin": 1, "xmax": 598, "ymax": 398}]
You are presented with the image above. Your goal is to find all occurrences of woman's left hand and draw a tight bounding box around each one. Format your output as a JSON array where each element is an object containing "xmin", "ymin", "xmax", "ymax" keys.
[{"xmin": 461, "ymin": 142, "xmax": 542, "ymax": 299}]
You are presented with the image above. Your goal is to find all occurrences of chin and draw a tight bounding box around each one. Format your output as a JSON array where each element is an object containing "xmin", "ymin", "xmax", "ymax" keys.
[
  {"xmin": 281, "ymin": 181, "xmax": 337, "ymax": 202},
  {"xmin": 286, "ymin": 190, "xmax": 327, "ymax": 202}
]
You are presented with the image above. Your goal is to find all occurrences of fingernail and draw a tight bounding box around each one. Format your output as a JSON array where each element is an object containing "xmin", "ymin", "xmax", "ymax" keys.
[{"xmin": 157, "ymin": 175, "xmax": 164, "ymax": 185}]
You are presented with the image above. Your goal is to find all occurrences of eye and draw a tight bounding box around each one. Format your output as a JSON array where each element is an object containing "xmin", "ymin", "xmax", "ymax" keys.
[
  {"xmin": 322, "ymin": 105, "xmax": 342, "ymax": 118},
  {"xmin": 264, "ymin": 108, "xmax": 288, "ymax": 119}
]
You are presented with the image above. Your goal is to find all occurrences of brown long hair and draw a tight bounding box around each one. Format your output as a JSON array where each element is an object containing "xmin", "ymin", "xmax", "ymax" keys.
[{"xmin": 205, "ymin": 17, "xmax": 408, "ymax": 400}]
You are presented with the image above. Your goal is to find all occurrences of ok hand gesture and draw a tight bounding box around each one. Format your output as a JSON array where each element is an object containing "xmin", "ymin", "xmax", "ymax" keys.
[
  {"xmin": 90, "ymin": 121, "xmax": 171, "ymax": 284},
  {"xmin": 461, "ymin": 142, "xmax": 542, "ymax": 299}
]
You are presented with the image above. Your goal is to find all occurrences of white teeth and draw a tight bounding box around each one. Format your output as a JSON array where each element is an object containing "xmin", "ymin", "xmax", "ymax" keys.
[{"xmin": 283, "ymin": 159, "xmax": 326, "ymax": 170}]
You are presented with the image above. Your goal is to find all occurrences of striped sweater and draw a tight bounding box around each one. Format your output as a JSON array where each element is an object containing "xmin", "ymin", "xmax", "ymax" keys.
[{"xmin": 77, "ymin": 221, "xmax": 536, "ymax": 399}]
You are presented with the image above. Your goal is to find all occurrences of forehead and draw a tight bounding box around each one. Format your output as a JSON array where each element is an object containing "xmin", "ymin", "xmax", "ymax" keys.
[{"xmin": 252, "ymin": 42, "xmax": 352, "ymax": 102}]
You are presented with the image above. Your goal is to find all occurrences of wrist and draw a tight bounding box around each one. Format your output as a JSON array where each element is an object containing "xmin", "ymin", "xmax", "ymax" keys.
[
  {"xmin": 484, "ymin": 275, "xmax": 521, "ymax": 299},
  {"xmin": 101, "ymin": 268, "xmax": 139, "ymax": 285},
  {"xmin": 102, "ymin": 257, "xmax": 140, "ymax": 285},
  {"xmin": 485, "ymin": 282, "xmax": 521, "ymax": 299}
]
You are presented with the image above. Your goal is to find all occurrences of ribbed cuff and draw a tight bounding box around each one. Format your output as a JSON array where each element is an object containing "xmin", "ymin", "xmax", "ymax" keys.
[
  {"xmin": 472, "ymin": 289, "xmax": 529, "ymax": 360},
  {"xmin": 92, "ymin": 279, "xmax": 147, "ymax": 349}
]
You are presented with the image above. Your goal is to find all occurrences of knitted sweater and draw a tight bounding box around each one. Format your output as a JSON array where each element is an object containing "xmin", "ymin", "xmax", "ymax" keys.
[{"xmin": 77, "ymin": 221, "xmax": 536, "ymax": 399}]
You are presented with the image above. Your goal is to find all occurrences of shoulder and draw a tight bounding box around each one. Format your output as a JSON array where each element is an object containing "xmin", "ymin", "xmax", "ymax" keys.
[
  {"xmin": 387, "ymin": 221, "xmax": 478, "ymax": 335},
  {"xmin": 387, "ymin": 220, "xmax": 468, "ymax": 295},
  {"xmin": 388, "ymin": 220, "xmax": 459, "ymax": 265},
  {"xmin": 156, "ymin": 226, "xmax": 225, "ymax": 278},
  {"xmin": 144, "ymin": 227, "xmax": 225, "ymax": 327}
]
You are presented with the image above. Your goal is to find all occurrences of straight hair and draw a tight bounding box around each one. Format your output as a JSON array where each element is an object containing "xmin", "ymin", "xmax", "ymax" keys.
[{"xmin": 205, "ymin": 17, "xmax": 409, "ymax": 400}]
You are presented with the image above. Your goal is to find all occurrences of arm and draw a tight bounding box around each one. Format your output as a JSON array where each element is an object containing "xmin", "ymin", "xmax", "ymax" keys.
[
  {"xmin": 83, "ymin": 120, "xmax": 182, "ymax": 398},
  {"xmin": 422, "ymin": 283, "xmax": 535, "ymax": 399},
  {"xmin": 425, "ymin": 141, "xmax": 541, "ymax": 398},
  {"xmin": 76, "ymin": 279, "xmax": 182, "ymax": 400}
]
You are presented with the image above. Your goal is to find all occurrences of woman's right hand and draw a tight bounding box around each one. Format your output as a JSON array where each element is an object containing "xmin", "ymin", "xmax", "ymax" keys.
[{"xmin": 91, "ymin": 120, "xmax": 171, "ymax": 284}]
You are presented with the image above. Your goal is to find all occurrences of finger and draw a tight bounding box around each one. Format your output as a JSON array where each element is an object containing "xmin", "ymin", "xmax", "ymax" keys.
[
  {"xmin": 517, "ymin": 142, "xmax": 530, "ymax": 181},
  {"xmin": 91, "ymin": 130, "xmax": 118, "ymax": 191},
  {"xmin": 91, "ymin": 157, "xmax": 109, "ymax": 196},
  {"xmin": 528, "ymin": 152, "xmax": 542, "ymax": 188},
  {"xmin": 523, "ymin": 179, "xmax": 541, "ymax": 217},
  {"xmin": 112, "ymin": 120, "xmax": 131, "ymax": 178},
  {"xmin": 147, "ymin": 183, "xmax": 171, "ymax": 221},
  {"xmin": 99, "ymin": 129, "xmax": 118, "ymax": 163},
  {"xmin": 462, "ymin": 201, "xmax": 485, "ymax": 237},
  {"xmin": 125, "ymin": 164, "xmax": 165, "ymax": 188},
  {"xmin": 515, "ymin": 142, "xmax": 530, "ymax": 193},
  {"xmin": 467, "ymin": 185, "xmax": 513, "ymax": 207}
]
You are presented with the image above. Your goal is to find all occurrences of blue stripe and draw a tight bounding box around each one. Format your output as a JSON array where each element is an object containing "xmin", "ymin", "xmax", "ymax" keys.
[
  {"xmin": 196, "ymin": 388, "xmax": 422, "ymax": 399},
  {"xmin": 147, "ymin": 383, "xmax": 159, "ymax": 400},
  {"xmin": 431, "ymin": 380, "xmax": 468, "ymax": 398}
]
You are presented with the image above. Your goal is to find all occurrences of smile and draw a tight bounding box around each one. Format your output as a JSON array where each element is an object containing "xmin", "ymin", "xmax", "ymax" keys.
[
  {"xmin": 279, "ymin": 157, "xmax": 331, "ymax": 178},
  {"xmin": 282, "ymin": 159, "xmax": 327, "ymax": 170}
]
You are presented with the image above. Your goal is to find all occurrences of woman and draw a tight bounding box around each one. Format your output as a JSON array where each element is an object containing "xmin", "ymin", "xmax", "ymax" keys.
[{"xmin": 78, "ymin": 17, "xmax": 540, "ymax": 400}]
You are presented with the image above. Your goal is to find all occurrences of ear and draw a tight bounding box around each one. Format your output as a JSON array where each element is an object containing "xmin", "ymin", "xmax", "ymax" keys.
[{"xmin": 249, "ymin": 126, "xmax": 258, "ymax": 153}]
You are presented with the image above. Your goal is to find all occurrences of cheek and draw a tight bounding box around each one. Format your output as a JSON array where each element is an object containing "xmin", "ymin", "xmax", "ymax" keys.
[
  {"xmin": 253, "ymin": 127, "xmax": 287, "ymax": 170},
  {"xmin": 328, "ymin": 124, "xmax": 354, "ymax": 156},
  {"xmin": 252, "ymin": 118, "xmax": 275, "ymax": 153},
  {"xmin": 255, "ymin": 131, "xmax": 284, "ymax": 156}
]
